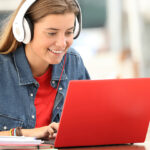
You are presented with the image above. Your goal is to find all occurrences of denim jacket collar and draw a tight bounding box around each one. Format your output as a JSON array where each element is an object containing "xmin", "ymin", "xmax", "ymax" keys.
[
  {"xmin": 13, "ymin": 45, "xmax": 67, "ymax": 86},
  {"xmin": 52, "ymin": 56, "xmax": 67, "ymax": 81}
]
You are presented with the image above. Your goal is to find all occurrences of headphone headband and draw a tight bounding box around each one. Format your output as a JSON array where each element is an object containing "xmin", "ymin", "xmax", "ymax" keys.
[{"xmin": 12, "ymin": 0, "xmax": 82, "ymax": 43}]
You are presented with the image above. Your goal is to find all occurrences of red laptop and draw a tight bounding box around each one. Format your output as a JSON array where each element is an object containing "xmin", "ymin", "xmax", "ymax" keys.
[{"xmin": 53, "ymin": 78, "xmax": 150, "ymax": 148}]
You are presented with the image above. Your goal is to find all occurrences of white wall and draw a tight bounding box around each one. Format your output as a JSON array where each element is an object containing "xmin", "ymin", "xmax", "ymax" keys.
[{"xmin": 0, "ymin": 0, "xmax": 19, "ymax": 10}]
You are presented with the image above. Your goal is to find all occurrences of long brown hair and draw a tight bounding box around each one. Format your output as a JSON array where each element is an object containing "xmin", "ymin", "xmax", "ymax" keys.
[{"xmin": 0, "ymin": 0, "xmax": 79, "ymax": 54}]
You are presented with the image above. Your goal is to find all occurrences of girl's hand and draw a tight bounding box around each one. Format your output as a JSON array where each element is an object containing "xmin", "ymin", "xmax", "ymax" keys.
[{"xmin": 22, "ymin": 122, "xmax": 59, "ymax": 139}]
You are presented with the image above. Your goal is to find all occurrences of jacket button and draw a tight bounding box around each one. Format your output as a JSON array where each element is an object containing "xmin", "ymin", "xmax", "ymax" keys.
[
  {"xmin": 59, "ymin": 87, "xmax": 63, "ymax": 91},
  {"xmin": 32, "ymin": 115, "xmax": 35, "ymax": 119},
  {"xmin": 52, "ymin": 81, "xmax": 55, "ymax": 84},
  {"xmin": 3, "ymin": 126, "xmax": 7, "ymax": 130},
  {"xmin": 57, "ymin": 107, "xmax": 60, "ymax": 110},
  {"xmin": 30, "ymin": 93, "xmax": 33, "ymax": 97}
]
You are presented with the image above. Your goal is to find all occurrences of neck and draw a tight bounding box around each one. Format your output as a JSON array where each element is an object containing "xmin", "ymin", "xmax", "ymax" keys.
[
  {"xmin": 31, "ymin": 64, "xmax": 50, "ymax": 77},
  {"xmin": 25, "ymin": 44, "xmax": 50, "ymax": 77}
]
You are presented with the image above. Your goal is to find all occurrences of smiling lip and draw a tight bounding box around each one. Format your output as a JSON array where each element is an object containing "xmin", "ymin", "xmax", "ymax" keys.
[{"xmin": 48, "ymin": 48, "xmax": 64, "ymax": 54}]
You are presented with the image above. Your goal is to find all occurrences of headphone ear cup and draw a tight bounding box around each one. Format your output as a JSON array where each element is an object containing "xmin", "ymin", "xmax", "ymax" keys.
[
  {"xmin": 23, "ymin": 17, "xmax": 33, "ymax": 44},
  {"xmin": 74, "ymin": 18, "xmax": 80, "ymax": 39},
  {"xmin": 73, "ymin": 0, "xmax": 82, "ymax": 39}
]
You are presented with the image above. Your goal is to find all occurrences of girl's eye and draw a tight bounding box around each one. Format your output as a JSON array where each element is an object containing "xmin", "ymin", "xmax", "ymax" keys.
[
  {"xmin": 48, "ymin": 32, "xmax": 56, "ymax": 36},
  {"xmin": 47, "ymin": 31, "xmax": 74, "ymax": 37},
  {"xmin": 66, "ymin": 31, "xmax": 74, "ymax": 36}
]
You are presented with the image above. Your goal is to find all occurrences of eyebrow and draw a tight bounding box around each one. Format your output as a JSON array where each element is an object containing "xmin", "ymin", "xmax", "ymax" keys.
[{"xmin": 46, "ymin": 27, "xmax": 74, "ymax": 31}]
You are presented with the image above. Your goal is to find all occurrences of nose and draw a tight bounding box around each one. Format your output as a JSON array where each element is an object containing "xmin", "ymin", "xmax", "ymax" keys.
[{"xmin": 55, "ymin": 34, "xmax": 67, "ymax": 49}]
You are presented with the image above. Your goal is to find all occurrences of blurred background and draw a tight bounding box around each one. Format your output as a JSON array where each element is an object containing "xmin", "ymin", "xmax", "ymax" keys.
[{"xmin": 1, "ymin": 0, "xmax": 150, "ymax": 79}]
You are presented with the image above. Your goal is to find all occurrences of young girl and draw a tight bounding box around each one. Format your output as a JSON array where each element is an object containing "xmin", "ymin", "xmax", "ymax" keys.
[{"xmin": 0, "ymin": 0, "xmax": 90, "ymax": 139}]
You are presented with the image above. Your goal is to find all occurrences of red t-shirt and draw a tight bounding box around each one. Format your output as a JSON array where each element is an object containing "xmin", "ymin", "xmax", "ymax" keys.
[{"xmin": 34, "ymin": 67, "xmax": 57, "ymax": 128}]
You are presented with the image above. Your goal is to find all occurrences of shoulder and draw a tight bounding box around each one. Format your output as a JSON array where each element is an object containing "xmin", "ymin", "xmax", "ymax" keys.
[
  {"xmin": 0, "ymin": 53, "xmax": 12, "ymax": 63},
  {"xmin": 65, "ymin": 47, "xmax": 87, "ymax": 63},
  {"xmin": 64, "ymin": 47, "xmax": 86, "ymax": 70},
  {"xmin": 64, "ymin": 47, "xmax": 90, "ymax": 79},
  {"xmin": 66, "ymin": 47, "xmax": 81, "ymax": 58},
  {"xmin": 66, "ymin": 47, "xmax": 83, "ymax": 63},
  {"xmin": 65, "ymin": 47, "xmax": 85, "ymax": 66}
]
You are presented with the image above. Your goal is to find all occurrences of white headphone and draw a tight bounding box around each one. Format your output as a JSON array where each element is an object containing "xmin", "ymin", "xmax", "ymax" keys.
[{"xmin": 12, "ymin": 0, "xmax": 82, "ymax": 44}]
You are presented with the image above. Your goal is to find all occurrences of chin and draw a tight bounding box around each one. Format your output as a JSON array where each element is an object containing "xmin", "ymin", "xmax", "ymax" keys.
[{"xmin": 49, "ymin": 59, "xmax": 62, "ymax": 65}]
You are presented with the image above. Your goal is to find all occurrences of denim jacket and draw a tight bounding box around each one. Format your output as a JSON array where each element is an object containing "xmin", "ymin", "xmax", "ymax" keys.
[{"xmin": 0, "ymin": 45, "xmax": 90, "ymax": 131}]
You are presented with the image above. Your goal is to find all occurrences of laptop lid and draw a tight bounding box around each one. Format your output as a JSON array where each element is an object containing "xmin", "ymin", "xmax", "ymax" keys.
[{"xmin": 54, "ymin": 78, "xmax": 150, "ymax": 148}]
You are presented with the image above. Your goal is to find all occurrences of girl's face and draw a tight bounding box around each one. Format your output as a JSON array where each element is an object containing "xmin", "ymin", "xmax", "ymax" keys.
[{"xmin": 25, "ymin": 13, "xmax": 75, "ymax": 66}]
